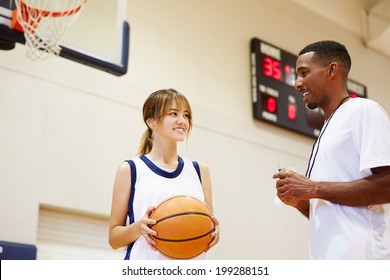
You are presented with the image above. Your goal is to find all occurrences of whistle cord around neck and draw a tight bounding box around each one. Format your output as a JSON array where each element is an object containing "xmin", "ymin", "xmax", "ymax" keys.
[{"xmin": 305, "ymin": 96, "xmax": 350, "ymax": 178}]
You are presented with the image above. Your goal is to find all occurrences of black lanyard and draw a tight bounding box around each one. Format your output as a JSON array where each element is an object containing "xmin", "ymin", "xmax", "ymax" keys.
[{"xmin": 305, "ymin": 96, "xmax": 350, "ymax": 178}]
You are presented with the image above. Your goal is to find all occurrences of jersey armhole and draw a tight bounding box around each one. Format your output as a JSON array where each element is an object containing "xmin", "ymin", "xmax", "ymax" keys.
[
  {"xmin": 192, "ymin": 161, "xmax": 202, "ymax": 183},
  {"xmin": 124, "ymin": 159, "xmax": 137, "ymax": 260}
]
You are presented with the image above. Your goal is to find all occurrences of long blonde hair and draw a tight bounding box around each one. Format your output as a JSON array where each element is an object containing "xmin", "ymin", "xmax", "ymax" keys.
[{"xmin": 137, "ymin": 88, "xmax": 193, "ymax": 156}]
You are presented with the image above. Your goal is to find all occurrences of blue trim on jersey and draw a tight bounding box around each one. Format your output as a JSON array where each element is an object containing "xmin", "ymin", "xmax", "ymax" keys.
[
  {"xmin": 192, "ymin": 161, "xmax": 202, "ymax": 183},
  {"xmin": 140, "ymin": 155, "xmax": 184, "ymax": 178},
  {"xmin": 124, "ymin": 159, "xmax": 137, "ymax": 260}
]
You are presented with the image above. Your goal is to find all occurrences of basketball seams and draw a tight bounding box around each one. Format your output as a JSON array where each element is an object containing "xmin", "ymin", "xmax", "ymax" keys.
[
  {"xmin": 150, "ymin": 211, "xmax": 215, "ymax": 242},
  {"xmin": 152, "ymin": 229, "xmax": 214, "ymax": 242},
  {"xmin": 151, "ymin": 211, "xmax": 212, "ymax": 224}
]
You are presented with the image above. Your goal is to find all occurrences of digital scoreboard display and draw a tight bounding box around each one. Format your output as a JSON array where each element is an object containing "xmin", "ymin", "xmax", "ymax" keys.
[{"xmin": 250, "ymin": 38, "xmax": 367, "ymax": 138}]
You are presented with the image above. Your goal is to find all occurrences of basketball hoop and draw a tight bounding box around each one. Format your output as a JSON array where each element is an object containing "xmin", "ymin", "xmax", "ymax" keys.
[{"xmin": 12, "ymin": 0, "xmax": 87, "ymax": 60}]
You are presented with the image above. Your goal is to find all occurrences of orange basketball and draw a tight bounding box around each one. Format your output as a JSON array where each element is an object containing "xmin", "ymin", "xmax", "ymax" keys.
[{"xmin": 150, "ymin": 195, "xmax": 215, "ymax": 259}]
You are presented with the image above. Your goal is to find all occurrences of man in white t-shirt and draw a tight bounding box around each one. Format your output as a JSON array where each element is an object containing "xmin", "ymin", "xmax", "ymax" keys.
[{"xmin": 273, "ymin": 40, "xmax": 390, "ymax": 259}]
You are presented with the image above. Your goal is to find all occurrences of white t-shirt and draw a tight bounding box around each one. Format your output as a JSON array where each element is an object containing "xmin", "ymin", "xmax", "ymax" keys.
[
  {"xmin": 124, "ymin": 155, "xmax": 207, "ymax": 260},
  {"xmin": 308, "ymin": 98, "xmax": 390, "ymax": 259}
]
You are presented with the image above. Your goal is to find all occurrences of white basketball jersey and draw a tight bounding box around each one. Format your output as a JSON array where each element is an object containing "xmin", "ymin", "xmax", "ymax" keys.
[{"xmin": 124, "ymin": 155, "xmax": 206, "ymax": 260}]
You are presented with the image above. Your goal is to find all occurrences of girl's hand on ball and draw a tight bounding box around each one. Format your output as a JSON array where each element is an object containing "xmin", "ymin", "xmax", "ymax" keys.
[
  {"xmin": 140, "ymin": 206, "xmax": 157, "ymax": 249},
  {"xmin": 208, "ymin": 216, "xmax": 220, "ymax": 250}
]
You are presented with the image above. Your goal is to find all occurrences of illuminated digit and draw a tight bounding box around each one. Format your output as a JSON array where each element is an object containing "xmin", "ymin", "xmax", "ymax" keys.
[
  {"xmin": 267, "ymin": 97, "xmax": 277, "ymax": 113},
  {"xmin": 273, "ymin": 60, "xmax": 281, "ymax": 80},
  {"xmin": 288, "ymin": 104, "xmax": 296, "ymax": 120},
  {"xmin": 349, "ymin": 93, "xmax": 358, "ymax": 98},
  {"xmin": 263, "ymin": 57, "xmax": 273, "ymax": 77}
]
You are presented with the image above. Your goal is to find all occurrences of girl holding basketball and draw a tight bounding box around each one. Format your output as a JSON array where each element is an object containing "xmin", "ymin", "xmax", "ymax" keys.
[{"xmin": 109, "ymin": 88, "xmax": 220, "ymax": 260}]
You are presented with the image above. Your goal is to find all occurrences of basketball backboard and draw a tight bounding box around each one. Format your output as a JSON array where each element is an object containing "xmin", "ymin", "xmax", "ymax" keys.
[{"xmin": 0, "ymin": 0, "xmax": 129, "ymax": 76}]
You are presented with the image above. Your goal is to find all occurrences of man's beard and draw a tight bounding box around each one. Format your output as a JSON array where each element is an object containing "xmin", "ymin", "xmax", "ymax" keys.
[{"xmin": 306, "ymin": 102, "xmax": 318, "ymax": 110}]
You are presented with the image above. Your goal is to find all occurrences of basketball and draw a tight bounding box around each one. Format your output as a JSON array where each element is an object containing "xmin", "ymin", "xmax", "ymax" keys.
[{"xmin": 150, "ymin": 195, "xmax": 215, "ymax": 259}]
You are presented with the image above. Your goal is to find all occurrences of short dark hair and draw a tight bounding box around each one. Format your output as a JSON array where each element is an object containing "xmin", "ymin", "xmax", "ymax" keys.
[{"xmin": 299, "ymin": 40, "xmax": 351, "ymax": 74}]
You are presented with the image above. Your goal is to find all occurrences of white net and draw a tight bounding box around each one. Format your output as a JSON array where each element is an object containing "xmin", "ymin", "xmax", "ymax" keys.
[{"xmin": 14, "ymin": 0, "xmax": 86, "ymax": 60}]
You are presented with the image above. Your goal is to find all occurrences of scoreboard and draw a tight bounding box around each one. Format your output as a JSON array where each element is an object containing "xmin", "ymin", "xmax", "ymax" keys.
[{"xmin": 250, "ymin": 38, "xmax": 367, "ymax": 138}]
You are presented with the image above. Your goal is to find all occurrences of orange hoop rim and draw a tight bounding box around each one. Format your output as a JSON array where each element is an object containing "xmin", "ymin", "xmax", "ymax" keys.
[{"xmin": 17, "ymin": 0, "xmax": 87, "ymax": 18}]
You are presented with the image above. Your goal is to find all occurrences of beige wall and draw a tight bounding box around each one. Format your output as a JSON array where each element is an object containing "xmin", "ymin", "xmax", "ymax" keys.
[{"xmin": 1, "ymin": 0, "xmax": 389, "ymax": 259}]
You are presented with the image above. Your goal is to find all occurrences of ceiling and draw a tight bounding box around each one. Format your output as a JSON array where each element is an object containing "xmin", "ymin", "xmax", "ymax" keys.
[
  {"xmin": 363, "ymin": 0, "xmax": 390, "ymax": 57},
  {"xmin": 292, "ymin": 0, "xmax": 390, "ymax": 58}
]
